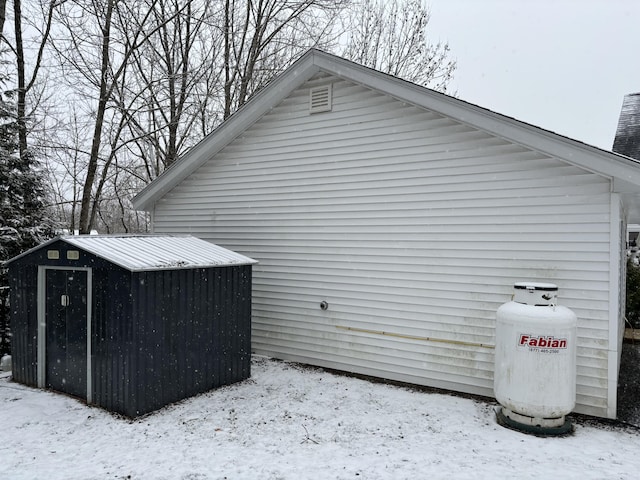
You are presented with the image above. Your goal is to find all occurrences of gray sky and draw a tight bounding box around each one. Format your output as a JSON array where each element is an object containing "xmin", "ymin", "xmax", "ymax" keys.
[{"xmin": 426, "ymin": 0, "xmax": 640, "ymax": 150}]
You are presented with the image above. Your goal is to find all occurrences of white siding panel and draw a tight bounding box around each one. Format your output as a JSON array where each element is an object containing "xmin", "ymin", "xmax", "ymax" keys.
[{"xmin": 154, "ymin": 75, "xmax": 614, "ymax": 417}]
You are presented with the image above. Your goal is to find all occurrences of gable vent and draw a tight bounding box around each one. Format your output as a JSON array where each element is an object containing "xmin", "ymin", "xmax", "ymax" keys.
[{"xmin": 309, "ymin": 84, "xmax": 332, "ymax": 114}]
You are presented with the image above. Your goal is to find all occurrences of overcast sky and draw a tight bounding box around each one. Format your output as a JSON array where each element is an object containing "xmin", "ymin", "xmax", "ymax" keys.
[{"xmin": 425, "ymin": 0, "xmax": 640, "ymax": 150}]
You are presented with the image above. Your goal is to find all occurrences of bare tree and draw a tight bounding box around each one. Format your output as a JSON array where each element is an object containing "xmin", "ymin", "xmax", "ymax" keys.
[
  {"xmin": 0, "ymin": 0, "xmax": 7, "ymax": 42},
  {"xmin": 118, "ymin": 0, "xmax": 348, "ymax": 181},
  {"xmin": 51, "ymin": 0, "xmax": 170, "ymax": 233},
  {"xmin": 0, "ymin": 0, "xmax": 59, "ymax": 204},
  {"xmin": 342, "ymin": 0, "xmax": 455, "ymax": 92},
  {"xmin": 222, "ymin": 0, "xmax": 347, "ymax": 119},
  {"xmin": 33, "ymin": 0, "xmax": 456, "ymax": 235},
  {"xmin": 11, "ymin": 0, "xmax": 57, "ymax": 160},
  {"xmin": 123, "ymin": 0, "xmax": 223, "ymax": 174},
  {"xmin": 40, "ymin": 107, "xmax": 90, "ymax": 233}
]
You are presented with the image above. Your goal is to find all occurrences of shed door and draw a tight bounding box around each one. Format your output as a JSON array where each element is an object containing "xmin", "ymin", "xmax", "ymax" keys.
[{"xmin": 45, "ymin": 269, "xmax": 88, "ymax": 399}]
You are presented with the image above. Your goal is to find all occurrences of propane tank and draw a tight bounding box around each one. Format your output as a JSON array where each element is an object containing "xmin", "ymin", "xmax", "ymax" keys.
[{"xmin": 494, "ymin": 282, "xmax": 577, "ymax": 435}]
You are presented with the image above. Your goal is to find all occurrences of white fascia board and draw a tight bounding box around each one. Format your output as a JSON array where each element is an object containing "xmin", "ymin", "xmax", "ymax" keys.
[
  {"xmin": 132, "ymin": 54, "xmax": 321, "ymax": 211},
  {"xmin": 313, "ymin": 52, "xmax": 640, "ymax": 191}
]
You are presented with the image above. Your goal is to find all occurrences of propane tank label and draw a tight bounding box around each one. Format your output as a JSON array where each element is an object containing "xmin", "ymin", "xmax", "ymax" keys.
[{"xmin": 517, "ymin": 334, "xmax": 568, "ymax": 354}]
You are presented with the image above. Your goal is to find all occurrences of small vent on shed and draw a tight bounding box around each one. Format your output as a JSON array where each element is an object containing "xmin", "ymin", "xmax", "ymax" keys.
[{"xmin": 309, "ymin": 84, "xmax": 332, "ymax": 114}]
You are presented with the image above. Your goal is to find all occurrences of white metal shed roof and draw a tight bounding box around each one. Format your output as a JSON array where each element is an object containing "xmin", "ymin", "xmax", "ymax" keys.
[{"xmin": 53, "ymin": 235, "xmax": 256, "ymax": 271}]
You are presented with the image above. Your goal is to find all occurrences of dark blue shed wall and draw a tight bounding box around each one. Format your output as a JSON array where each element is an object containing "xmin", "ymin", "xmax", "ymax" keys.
[
  {"xmin": 129, "ymin": 265, "xmax": 252, "ymax": 417},
  {"xmin": 9, "ymin": 264, "xmax": 38, "ymax": 386},
  {"xmin": 92, "ymin": 266, "xmax": 134, "ymax": 415}
]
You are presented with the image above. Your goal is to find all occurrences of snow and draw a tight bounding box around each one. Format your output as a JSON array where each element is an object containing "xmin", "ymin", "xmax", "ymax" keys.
[{"xmin": 1, "ymin": 357, "xmax": 639, "ymax": 479}]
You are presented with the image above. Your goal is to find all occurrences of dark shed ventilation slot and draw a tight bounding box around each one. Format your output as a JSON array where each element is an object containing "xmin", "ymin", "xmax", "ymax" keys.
[{"xmin": 309, "ymin": 84, "xmax": 332, "ymax": 113}]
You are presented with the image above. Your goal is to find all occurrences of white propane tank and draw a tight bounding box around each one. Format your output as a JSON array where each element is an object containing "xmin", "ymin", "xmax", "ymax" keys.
[{"xmin": 494, "ymin": 282, "xmax": 577, "ymax": 434}]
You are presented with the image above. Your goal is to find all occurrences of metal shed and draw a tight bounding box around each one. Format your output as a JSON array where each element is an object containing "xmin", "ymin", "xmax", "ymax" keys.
[{"xmin": 7, "ymin": 234, "xmax": 256, "ymax": 417}]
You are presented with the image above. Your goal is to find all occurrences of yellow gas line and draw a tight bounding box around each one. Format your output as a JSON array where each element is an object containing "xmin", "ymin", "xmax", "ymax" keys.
[{"xmin": 336, "ymin": 325, "xmax": 495, "ymax": 349}]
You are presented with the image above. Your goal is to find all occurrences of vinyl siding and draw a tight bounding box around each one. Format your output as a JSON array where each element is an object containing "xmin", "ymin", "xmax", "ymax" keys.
[{"xmin": 153, "ymin": 74, "xmax": 614, "ymax": 417}]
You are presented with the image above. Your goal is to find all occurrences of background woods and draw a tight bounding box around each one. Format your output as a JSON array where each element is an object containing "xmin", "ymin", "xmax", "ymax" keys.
[
  {"xmin": 1, "ymin": 0, "xmax": 455, "ymax": 236},
  {"xmin": 0, "ymin": 0, "xmax": 455, "ymax": 356}
]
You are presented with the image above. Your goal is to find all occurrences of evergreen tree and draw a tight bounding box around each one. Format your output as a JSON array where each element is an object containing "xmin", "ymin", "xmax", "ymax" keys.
[
  {"xmin": 627, "ymin": 259, "xmax": 640, "ymax": 329},
  {"xmin": 0, "ymin": 77, "xmax": 56, "ymax": 358},
  {"xmin": 0, "ymin": 98, "xmax": 52, "ymax": 258}
]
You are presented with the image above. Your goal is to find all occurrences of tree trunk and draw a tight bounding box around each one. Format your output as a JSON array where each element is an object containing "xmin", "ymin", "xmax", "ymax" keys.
[
  {"xmin": 78, "ymin": 0, "xmax": 115, "ymax": 234},
  {"xmin": 0, "ymin": 0, "xmax": 7, "ymax": 41},
  {"xmin": 13, "ymin": 0, "xmax": 27, "ymax": 160}
]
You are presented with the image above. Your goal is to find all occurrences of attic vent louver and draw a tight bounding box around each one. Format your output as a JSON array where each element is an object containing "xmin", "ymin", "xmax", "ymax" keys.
[{"xmin": 309, "ymin": 84, "xmax": 332, "ymax": 114}]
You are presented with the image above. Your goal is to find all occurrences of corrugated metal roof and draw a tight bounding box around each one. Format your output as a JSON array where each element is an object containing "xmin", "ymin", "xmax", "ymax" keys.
[{"xmin": 62, "ymin": 235, "xmax": 257, "ymax": 271}]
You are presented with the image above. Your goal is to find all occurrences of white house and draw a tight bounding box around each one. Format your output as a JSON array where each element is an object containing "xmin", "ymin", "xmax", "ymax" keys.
[{"xmin": 133, "ymin": 49, "xmax": 640, "ymax": 419}]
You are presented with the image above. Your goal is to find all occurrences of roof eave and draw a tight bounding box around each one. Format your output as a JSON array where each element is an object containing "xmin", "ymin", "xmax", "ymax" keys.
[
  {"xmin": 133, "ymin": 49, "xmax": 640, "ymax": 212},
  {"xmin": 312, "ymin": 51, "xmax": 640, "ymax": 190}
]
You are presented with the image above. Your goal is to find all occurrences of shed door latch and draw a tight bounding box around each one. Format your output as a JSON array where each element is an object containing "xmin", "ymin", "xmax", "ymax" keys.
[{"xmin": 60, "ymin": 295, "xmax": 69, "ymax": 307}]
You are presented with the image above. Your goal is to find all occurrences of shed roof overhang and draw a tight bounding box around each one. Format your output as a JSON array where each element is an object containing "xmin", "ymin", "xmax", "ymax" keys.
[{"xmin": 132, "ymin": 49, "xmax": 640, "ymax": 222}]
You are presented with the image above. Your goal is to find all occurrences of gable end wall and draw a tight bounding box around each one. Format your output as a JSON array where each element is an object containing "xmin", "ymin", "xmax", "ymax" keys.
[{"xmin": 153, "ymin": 74, "xmax": 615, "ymax": 418}]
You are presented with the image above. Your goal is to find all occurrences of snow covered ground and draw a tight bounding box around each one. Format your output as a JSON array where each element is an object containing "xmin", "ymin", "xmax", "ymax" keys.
[{"xmin": 1, "ymin": 356, "xmax": 639, "ymax": 480}]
